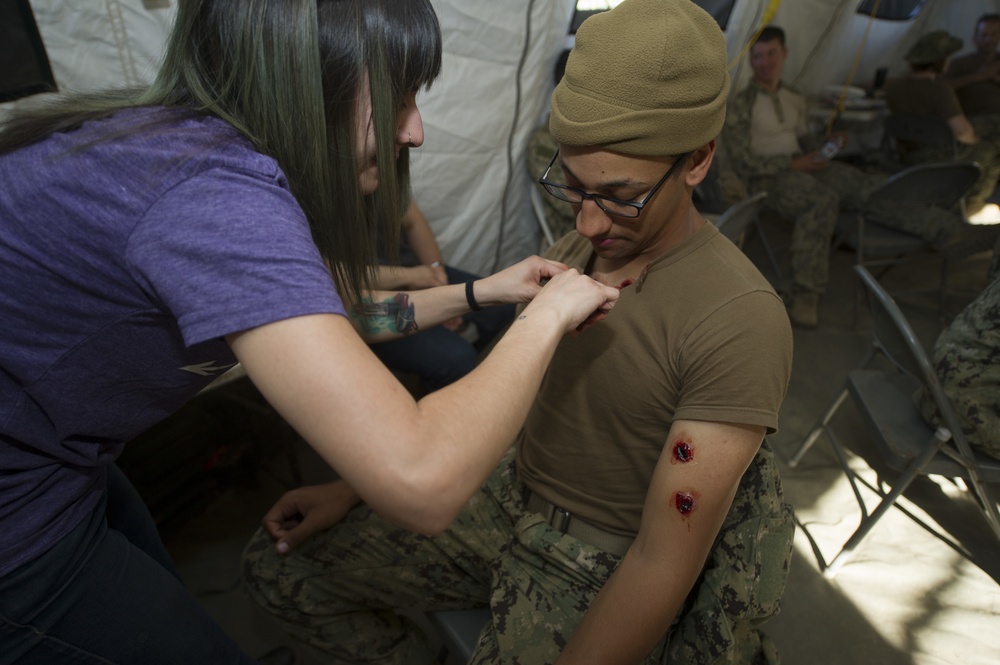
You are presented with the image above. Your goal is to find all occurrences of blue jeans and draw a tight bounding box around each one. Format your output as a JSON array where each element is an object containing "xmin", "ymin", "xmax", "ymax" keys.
[
  {"xmin": 0, "ymin": 465, "xmax": 255, "ymax": 665},
  {"xmin": 371, "ymin": 266, "xmax": 516, "ymax": 391}
]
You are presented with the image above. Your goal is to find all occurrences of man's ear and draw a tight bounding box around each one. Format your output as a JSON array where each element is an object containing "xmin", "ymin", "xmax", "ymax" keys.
[{"xmin": 685, "ymin": 140, "xmax": 716, "ymax": 187}]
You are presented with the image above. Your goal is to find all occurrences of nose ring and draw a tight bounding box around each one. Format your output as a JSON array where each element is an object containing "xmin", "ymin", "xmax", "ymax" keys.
[{"xmin": 408, "ymin": 132, "xmax": 412, "ymax": 143}]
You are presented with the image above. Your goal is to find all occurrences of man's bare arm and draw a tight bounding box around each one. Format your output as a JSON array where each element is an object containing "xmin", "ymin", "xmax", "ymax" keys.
[{"xmin": 556, "ymin": 419, "xmax": 765, "ymax": 665}]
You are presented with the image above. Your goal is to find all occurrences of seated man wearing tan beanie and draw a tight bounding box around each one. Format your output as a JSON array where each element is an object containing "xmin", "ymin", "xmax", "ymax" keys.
[{"xmin": 241, "ymin": 1, "xmax": 795, "ymax": 663}]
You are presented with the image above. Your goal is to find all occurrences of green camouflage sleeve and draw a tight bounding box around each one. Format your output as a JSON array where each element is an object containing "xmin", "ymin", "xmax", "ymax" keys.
[{"xmin": 722, "ymin": 86, "xmax": 794, "ymax": 180}]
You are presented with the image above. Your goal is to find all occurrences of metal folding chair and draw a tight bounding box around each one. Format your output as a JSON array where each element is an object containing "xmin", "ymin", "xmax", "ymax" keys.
[
  {"xmin": 834, "ymin": 161, "xmax": 984, "ymax": 321},
  {"xmin": 713, "ymin": 191, "xmax": 768, "ymax": 244},
  {"xmin": 788, "ymin": 265, "xmax": 1000, "ymax": 578},
  {"xmin": 882, "ymin": 112, "xmax": 959, "ymax": 165},
  {"xmin": 427, "ymin": 608, "xmax": 491, "ymax": 664}
]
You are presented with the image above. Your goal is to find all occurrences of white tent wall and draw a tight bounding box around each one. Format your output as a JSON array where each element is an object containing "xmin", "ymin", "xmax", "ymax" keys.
[
  {"xmin": 13, "ymin": 0, "xmax": 175, "ymax": 101},
  {"xmin": 411, "ymin": 0, "xmax": 576, "ymax": 275},
  {"xmin": 6, "ymin": 0, "xmax": 1000, "ymax": 273},
  {"xmin": 727, "ymin": 0, "xmax": 1000, "ymax": 99}
]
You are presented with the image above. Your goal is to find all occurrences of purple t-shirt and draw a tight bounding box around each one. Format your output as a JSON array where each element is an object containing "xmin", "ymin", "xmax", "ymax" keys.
[{"xmin": 0, "ymin": 107, "xmax": 346, "ymax": 576}]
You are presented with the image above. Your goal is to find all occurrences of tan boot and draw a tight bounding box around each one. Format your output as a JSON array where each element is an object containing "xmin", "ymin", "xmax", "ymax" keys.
[{"xmin": 789, "ymin": 293, "xmax": 820, "ymax": 329}]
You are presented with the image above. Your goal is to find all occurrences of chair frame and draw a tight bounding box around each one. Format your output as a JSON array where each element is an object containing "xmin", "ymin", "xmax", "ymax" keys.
[
  {"xmin": 714, "ymin": 191, "xmax": 768, "ymax": 244},
  {"xmin": 837, "ymin": 161, "xmax": 981, "ymax": 322},
  {"xmin": 882, "ymin": 112, "xmax": 959, "ymax": 165},
  {"xmin": 788, "ymin": 265, "xmax": 1000, "ymax": 578}
]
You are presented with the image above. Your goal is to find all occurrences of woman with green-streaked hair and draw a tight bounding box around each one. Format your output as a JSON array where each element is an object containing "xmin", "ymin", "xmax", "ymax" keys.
[{"xmin": 0, "ymin": 0, "xmax": 620, "ymax": 661}]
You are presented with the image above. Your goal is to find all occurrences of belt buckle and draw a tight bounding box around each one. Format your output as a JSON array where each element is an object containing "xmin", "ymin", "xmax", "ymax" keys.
[{"xmin": 550, "ymin": 506, "xmax": 572, "ymax": 533}]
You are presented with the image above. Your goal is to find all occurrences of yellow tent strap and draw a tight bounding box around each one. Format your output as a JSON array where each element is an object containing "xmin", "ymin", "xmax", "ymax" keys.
[
  {"xmin": 727, "ymin": 0, "xmax": 783, "ymax": 72},
  {"xmin": 825, "ymin": 0, "xmax": 882, "ymax": 136}
]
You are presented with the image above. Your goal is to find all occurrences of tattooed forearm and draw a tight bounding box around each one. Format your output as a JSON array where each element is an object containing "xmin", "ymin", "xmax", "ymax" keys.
[{"xmin": 350, "ymin": 293, "xmax": 419, "ymax": 336}]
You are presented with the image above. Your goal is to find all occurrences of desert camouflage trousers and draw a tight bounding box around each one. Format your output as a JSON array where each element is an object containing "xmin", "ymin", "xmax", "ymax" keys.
[
  {"xmin": 242, "ymin": 445, "xmax": 794, "ymax": 665},
  {"xmin": 919, "ymin": 268, "xmax": 1000, "ymax": 462}
]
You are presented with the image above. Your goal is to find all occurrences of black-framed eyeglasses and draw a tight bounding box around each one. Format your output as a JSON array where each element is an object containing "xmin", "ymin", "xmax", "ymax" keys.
[{"xmin": 538, "ymin": 149, "xmax": 691, "ymax": 219}]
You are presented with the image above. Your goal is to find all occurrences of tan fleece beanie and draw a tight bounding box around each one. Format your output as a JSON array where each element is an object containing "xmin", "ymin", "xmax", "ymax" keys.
[{"xmin": 550, "ymin": 0, "xmax": 730, "ymax": 156}]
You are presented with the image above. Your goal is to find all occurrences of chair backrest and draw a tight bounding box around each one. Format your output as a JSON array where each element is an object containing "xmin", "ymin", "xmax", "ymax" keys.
[
  {"xmin": 884, "ymin": 113, "xmax": 958, "ymax": 159},
  {"xmin": 714, "ymin": 191, "xmax": 767, "ymax": 242},
  {"xmin": 866, "ymin": 161, "xmax": 980, "ymax": 210},
  {"xmin": 853, "ymin": 265, "xmax": 976, "ymax": 456}
]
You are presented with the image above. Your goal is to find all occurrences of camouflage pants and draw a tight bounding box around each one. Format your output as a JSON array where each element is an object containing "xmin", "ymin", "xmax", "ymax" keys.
[
  {"xmin": 919, "ymin": 271, "xmax": 1000, "ymax": 461},
  {"xmin": 900, "ymin": 122, "xmax": 1000, "ymax": 209},
  {"xmin": 242, "ymin": 446, "xmax": 794, "ymax": 665},
  {"xmin": 752, "ymin": 161, "xmax": 881, "ymax": 295}
]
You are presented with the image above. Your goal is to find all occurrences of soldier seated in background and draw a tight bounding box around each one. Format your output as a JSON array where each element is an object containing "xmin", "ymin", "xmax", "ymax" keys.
[
  {"xmin": 723, "ymin": 25, "xmax": 884, "ymax": 328},
  {"xmin": 946, "ymin": 13, "xmax": 1000, "ymax": 128},
  {"xmin": 886, "ymin": 30, "xmax": 1000, "ymax": 221}
]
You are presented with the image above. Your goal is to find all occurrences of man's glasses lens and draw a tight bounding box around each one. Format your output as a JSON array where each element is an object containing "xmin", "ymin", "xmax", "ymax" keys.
[{"xmin": 540, "ymin": 183, "xmax": 641, "ymax": 218}]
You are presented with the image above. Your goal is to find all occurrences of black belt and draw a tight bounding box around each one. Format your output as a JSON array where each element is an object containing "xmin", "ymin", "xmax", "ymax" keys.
[{"xmin": 524, "ymin": 490, "xmax": 634, "ymax": 557}]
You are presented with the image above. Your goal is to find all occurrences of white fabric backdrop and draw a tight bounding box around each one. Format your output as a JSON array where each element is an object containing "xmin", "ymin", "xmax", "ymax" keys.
[
  {"xmin": 411, "ymin": 0, "xmax": 577, "ymax": 275},
  {"xmin": 8, "ymin": 0, "xmax": 1000, "ymax": 273}
]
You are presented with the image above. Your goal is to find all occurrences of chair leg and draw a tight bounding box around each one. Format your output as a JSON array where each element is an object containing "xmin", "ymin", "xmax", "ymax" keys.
[
  {"xmin": 965, "ymin": 468, "xmax": 1000, "ymax": 540},
  {"xmin": 753, "ymin": 218, "xmax": 784, "ymax": 281},
  {"xmin": 789, "ymin": 387, "xmax": 849, "ymax": 468},
  {"xmin": 939, "ymin": 259, "xmax": 950, "ymax": 322},
  {"xmin": 823, "ymin": 429, "xmax": 950, "ymax": 579}
]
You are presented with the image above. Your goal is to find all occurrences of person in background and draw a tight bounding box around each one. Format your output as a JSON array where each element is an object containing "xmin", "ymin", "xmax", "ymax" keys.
[
  {"xmin": 918, "ymin": 237, "xmax": 1000, "ymax": 463},
  {"xmin": 945, "ymin": 13, "xmax": 1000, "ymax": 128},
  {"xmin": 0, "ymin": 1, "xmax": 619, "ymax": 663},
  {"xmin": 886, "ymin": 30, "xmax": 1000, "ymax": 225},
  {"xmin": 723, "ymin": 26, "xmax": 883, "ymax": 328},
  {"xmin": 370, "ymin": 201, "xmax": 515, "ymax": 392},
  {"xmin": 242, "ymin": 1, "xmax": 794, "ymax": 663}
]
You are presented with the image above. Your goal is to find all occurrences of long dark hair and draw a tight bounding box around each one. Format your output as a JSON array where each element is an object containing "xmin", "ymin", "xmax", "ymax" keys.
[{"xmin": 0, "ymin": 0, "xmax": 442, "ymax": 305}]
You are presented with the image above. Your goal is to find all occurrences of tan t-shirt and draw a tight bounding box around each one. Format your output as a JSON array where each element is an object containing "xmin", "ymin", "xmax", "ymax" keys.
[
  {"xmin": 749, "ymin": 86, "xmax": 808, "ymax": 157},
  {"xmin": 516, "ymin": 223, "xmax": 793, "ymax": 536}
]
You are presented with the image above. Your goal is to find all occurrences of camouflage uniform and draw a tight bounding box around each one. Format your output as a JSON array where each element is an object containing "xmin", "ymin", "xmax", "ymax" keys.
[
  {"xmin": 918, "ymin": 250, "xmax": 1000, "ymax": 462},
  {"xmin": 722, "ymin": 83, "xmax": 883, "ymax": 295},
  {"xmin": 723, "ymin": 84, "xmax": 984, "ymax": 293},
  {"xmin": 242, "ymin": 444, "xmax": 793, "ymax": 665},
  {"xmin": 527, "ymin": 119, "xmax": 577, "ymax": 244}
]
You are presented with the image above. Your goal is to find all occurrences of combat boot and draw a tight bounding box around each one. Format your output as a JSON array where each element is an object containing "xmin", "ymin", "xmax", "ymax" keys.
[{"xmin": 789, "ymin": 293, "xmax": 819, "ymax": 329}]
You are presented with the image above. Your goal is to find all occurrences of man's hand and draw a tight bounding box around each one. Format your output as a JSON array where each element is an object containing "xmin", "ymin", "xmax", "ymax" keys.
[
  {"xmin": 261, "ymin": 480, "xmax": 361, "ymax": 554},
  {"xmin": 790, "ymin": 153, "xmax": 828, "ymax": 173}
]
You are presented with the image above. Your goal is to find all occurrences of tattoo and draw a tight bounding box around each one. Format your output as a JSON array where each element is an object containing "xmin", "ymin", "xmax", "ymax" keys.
[
  {"xmin": 350, "ymin": 293, "xmax": 419, "ymax": 335},
  {"xmin": 518, "ymin": 314, "xmax": 527, "ymax": 320}
]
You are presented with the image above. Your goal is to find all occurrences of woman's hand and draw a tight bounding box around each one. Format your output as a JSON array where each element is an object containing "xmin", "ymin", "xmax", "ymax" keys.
[
  {"xmin": 261, "ymin": 480, "xmax": 361, "ymax": 554},
  {"xmin": 519, "ymin": 267, "xmax": 620, "ymax": 334},
  {"xmin": 473, "ymin": 256, "xmax": 619, "ymax": 333},
  {"xmin": 472, "ymin": 256, "xmax": 570, "ymax": 306}
]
